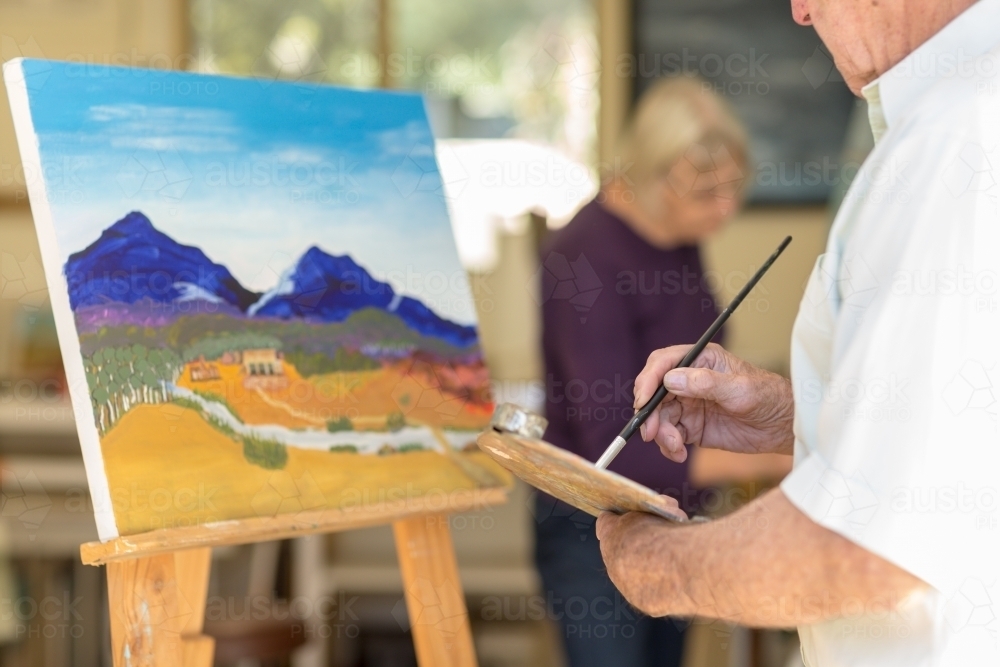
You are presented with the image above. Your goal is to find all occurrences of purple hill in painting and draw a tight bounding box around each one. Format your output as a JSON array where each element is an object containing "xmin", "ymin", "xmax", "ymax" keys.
[
  {"xmin": 65, "ymin": 211, "xmax": 262, "ymax": 311},
  {"xmin": 251, "ymin": 246, "xmax": 478, "ymax": 348}
]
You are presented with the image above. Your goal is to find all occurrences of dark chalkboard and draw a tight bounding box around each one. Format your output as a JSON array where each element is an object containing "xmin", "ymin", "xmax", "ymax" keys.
[{"xmin": 632, "ymin": 0, "xmax": 857, "ymax": 202}]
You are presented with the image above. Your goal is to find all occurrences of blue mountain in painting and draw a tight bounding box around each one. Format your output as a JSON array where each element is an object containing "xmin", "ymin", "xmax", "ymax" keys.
[
  {"xmin": 251, "ymin": 246, "xmax": 478, "ymax": 348},
  {"xmin": 65, "ymin": 212, "xmax": 479, "ymax": 348},
  {"xmin": 65, "ymin": 212, "xmax": 261, "ymax": 311}
]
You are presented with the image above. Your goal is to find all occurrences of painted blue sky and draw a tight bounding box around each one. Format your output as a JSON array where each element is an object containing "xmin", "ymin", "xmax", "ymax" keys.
[{"xmin": 18, "ymin": 59, "xmax": 475, "ymax": 324}]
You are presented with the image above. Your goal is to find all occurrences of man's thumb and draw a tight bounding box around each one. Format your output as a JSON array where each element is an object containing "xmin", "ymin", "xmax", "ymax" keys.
[{"xmin": 664, "ymin": 367, "xmax": 724, "ymax": 400}]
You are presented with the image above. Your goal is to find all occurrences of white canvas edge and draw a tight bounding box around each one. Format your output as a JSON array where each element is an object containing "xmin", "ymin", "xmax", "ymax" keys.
[{"xmin": 3, "ymin": 58, "xmax": 119, "ymax": 541}]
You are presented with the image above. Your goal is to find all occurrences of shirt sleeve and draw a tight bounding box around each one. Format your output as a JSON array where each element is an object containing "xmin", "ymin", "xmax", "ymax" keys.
[{"xmin": 781, "ymin": 122, "xmax": 999, "ymax": 596}]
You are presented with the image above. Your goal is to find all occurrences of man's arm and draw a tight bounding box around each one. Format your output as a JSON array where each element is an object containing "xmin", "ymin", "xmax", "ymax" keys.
[{"xmin": 596, "ymin": 489, "xmax": 924, "ymax": 627}]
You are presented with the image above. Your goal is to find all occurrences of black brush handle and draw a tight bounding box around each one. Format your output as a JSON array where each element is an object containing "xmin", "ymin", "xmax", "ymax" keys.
[{"xmin": 612, "ymin": 235, "xmax": 792, "ymax": 447}]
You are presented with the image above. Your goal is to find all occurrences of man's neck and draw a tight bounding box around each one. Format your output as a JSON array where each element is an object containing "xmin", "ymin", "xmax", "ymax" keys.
[{"xmin": 850, "ymin": 0, "xmax": 979, "ymax": 92}]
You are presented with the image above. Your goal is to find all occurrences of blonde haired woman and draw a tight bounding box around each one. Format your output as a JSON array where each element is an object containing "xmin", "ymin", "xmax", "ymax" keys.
[{"xmin": 535, "ymin": 77, "xmax": 748, "ymax": 667}]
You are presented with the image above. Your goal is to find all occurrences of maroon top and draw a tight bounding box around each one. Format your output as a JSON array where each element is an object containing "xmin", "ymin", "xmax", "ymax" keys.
[{"xmin": 540, "ymin": 199, "xmax": 722, "ymax": 509}]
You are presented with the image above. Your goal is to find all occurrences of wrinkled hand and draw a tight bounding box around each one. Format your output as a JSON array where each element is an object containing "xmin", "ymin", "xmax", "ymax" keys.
[
  {"xmin": 595, "ymin": 509, "xmax": 684, "ymax": 617},
  {"xmin": 634, "ymin": 343, "xmax": 794, "ymax": 462}
]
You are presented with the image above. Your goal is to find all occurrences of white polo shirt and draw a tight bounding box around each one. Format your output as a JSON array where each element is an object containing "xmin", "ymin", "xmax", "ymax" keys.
[{"xmin": 781, "ymin": 1, "xmax": 1000, "ymax": 665}]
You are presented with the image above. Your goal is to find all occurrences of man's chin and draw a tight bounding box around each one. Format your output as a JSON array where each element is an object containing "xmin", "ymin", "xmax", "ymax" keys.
[{"xmin": 833, "ymin": 58, "xmax": 879, "ymax": 97}]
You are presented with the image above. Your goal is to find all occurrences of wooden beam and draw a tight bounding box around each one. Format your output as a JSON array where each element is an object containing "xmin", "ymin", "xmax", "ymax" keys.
[
  {"xmin": 394, "ymin": 514, "xmax": 477, "ymax": 667},
  {"xmin": 597, "ymin": 0, "xmax": 633, "ymax": 167},
  {"xmin": 107, "ymin": 547, "xmax": 214, "ymax": 667}
]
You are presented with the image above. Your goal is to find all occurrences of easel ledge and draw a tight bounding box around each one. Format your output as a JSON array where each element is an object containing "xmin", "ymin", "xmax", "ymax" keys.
[{"xmin": 81, "ymin": 486, "xmax": 509, "ymax": 564}]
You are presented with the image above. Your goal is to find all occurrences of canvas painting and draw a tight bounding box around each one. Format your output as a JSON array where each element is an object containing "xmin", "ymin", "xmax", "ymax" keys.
[{"xmin": 4, "ymin": 59, "xmax": 505, "ymax": 540}]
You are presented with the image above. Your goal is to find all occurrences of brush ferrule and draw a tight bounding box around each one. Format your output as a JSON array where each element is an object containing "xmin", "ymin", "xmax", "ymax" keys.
[{"xmin": 595, "ymin": 436, "xmax": 627, "ymax": 469}]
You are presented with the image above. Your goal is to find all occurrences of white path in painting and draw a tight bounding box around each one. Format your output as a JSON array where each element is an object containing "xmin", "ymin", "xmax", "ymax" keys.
[{"xmin": 168, "ymin": 385, "xmax": 478, "ymax": 454}]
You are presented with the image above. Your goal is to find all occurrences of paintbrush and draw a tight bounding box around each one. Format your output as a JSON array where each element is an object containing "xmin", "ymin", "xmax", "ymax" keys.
[{"xmin": 595, "ymin": 235, "xmax": 793, "ymax": 469}]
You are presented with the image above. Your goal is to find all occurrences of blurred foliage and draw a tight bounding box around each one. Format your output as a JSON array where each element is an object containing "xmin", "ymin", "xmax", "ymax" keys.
[
  {"xmin": 191, "ymin": 0, "xmax": 597, "ymax": 161},
  {"xmin": 191, "ymin": 0, "xmax": 379, "ymax": 86}
]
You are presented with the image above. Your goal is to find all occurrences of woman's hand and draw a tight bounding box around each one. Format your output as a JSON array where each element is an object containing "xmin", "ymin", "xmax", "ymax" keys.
[{"xmin": 633, "ymin": 343, "xmax": 794, "ymax": 462}]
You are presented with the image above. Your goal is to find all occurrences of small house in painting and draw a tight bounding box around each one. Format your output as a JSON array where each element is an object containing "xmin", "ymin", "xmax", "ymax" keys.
[
  {"xmin": 189, "ymin": 357, "xmax": 221, "ymax": 382},
  {"xmin": 220, "ymin": 350, "xmax": 242, "ymax": 365},
  {"xmin": 243, "ymin": 349, "xmax": 284, "ymax": 376},
  {"xmin": 241, "ymin": 349, "xmax": 288, "ymax": 390}
]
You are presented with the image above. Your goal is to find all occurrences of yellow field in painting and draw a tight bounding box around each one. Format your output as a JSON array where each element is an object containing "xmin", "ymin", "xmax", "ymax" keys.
[{"xmin": 101, "ymin": 404, "xmax": 510, "ymax": 536}]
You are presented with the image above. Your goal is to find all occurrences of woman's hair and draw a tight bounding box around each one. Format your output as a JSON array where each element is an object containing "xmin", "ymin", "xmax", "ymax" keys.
[{"xmin": 612, "ymin": 76, "xmax": 749, "ymax": 191}]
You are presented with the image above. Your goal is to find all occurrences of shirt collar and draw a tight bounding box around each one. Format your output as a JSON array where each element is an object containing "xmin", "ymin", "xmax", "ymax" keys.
[{"xmin": 861, "ymin": 0, "xmax": 1000, "ymax": 141}]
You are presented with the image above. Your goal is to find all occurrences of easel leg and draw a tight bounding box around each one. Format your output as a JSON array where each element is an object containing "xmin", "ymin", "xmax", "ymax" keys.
[
  {"xmin": 393, "ymin": 514, "xmax": 478, "ymax": 667},
  {"xmin": 106, "ymin": 547, "xmax": 214, "ymax": 667}
]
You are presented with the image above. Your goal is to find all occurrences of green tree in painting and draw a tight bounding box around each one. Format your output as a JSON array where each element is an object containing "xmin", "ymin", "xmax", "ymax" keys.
[
  {"xmin": 386, "ymin": 411, "xmax": 406, "ymax": 432},
  {"xmin": 85, "ymin": 344, "xmax": 182, "ymax": 434},
  {"xmin": 326, "ymin": 416, "xmax": 353, "ymax": 432},
  {"xmin": 182, "ymin": 333, "xmax": 282, "ymax": 362}
]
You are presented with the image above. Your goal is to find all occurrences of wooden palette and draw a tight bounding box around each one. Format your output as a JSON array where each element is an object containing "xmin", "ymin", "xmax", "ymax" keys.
[{"xmin": 476, "ymin": 429, "xmax": 687, "ymax": 522}]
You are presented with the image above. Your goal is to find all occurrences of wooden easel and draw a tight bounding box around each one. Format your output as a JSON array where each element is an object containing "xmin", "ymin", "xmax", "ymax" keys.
[{"xmin": 81, "ymin": 486, "xmax": 509, "ymax": 667}]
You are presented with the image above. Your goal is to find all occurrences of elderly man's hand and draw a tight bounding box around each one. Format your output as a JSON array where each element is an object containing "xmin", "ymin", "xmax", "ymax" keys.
[
  {"xmin": 634, "ymin": 343, "xmax": 794, "ymax": 461},
  {"xmin": 595, "ymin": 509, "xmax": 687, "ymax": 618}
]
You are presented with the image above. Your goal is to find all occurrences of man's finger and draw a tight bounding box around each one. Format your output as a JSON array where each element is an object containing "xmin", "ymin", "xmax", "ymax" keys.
[
  {"xmin": 635, "ymin": 345, "xmax": 695, "ymax": 406},
  {"xmin": 656, "ymin": 494, "xmax": 688, "ymax": 520},
  {"xmin": 595, "ymin": 511, "xmax": 619, "ymax": 541},
  {"xmin": 664, "ymin": 367, "xmax": 748, "ymax": 407},
  {"xmin": 641, "ymin": 404, "xmax": 661, "ymax": 441},
  {"xmin": 655, "ymin": 421, "xmax": 688, "ymax": 462},
  {"xmin": 658, "ymin": 396, "xmax": 683, "ymax": 426},
  {"xmin": 635, "ymin": 343, "xmax": 729, "ymax": 407}
]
